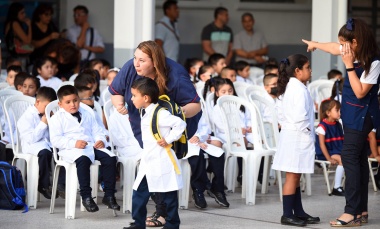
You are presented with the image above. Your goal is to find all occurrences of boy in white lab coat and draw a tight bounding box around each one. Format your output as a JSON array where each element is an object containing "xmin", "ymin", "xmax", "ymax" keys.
[
  {"xmin": 124, "ymin": 77, "xmax": 186, "ymax": 229},
  {"xmin": 17, "ymin": 87, "xmax": 57, "ymax": 199},
  {"xmin": 49, "ymin": 85, "xmax": 120, "ymax": 213}
]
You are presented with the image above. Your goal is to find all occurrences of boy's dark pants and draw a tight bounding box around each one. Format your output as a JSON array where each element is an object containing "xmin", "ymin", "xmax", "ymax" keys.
[
  {"xmin": 38, "ymin": 149, "xmax": 53, "ymax": 189},
  {"xmin": 75, "ymin": 149, "xmax": 117, "ymax": 199},
  {"xmin": 132, "ymin": 176, "xmax": 180, "ymax": 229}
]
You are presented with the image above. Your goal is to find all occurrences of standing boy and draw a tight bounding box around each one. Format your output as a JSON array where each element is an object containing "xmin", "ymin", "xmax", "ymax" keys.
[
  {"xmin": 49, "ymin": 85, "xmax": 119, "ymax": 212},
  {"xmin": 124, "ymin": 77, "xmax": 186, "ymax": 229}
]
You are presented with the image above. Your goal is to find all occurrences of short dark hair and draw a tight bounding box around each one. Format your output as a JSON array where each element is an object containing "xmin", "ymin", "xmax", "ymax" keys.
[
  {"xmin": 327, "ymin": 69, "xmax": 342, "ymax": 80},
  {"xmin": 100, "ymin": 59, "xmax": 111, "ymax": 68},
  {"xmin": 57, "ymin": 85, "xmax": 78, "ymax": 101},
  {"xmin": 264, "ymin": 64, "xmax": 279, "ymax": 75},
  {"xmin": 131, "ymin": 78, "xmax": 159, "ymax": 104},
  {"xmin": 14, "ymin": 72, "xmax": 29, "ymax": 89},
  {"xmin": 208, "ymin": 53, "xmax": 225, "ymax": 66},
  {"xmin": 241, "ymin": 12, "xmax": 254, "ymax": 21},
  {"xmin": 163, "ymin": 0, "xmax": 177, "ymax": 15},
  {"xmin": 214, "ymin": 7, "xmax": 228, "ymax": 19},
  {"xmin": 32, "ymin": 3, "xmax": 53, "ymax": 23},
  {"xmin": 76, "ymin": 86, "xmax": 92, "ymax": 93},
  {"xmin": 73, "ymin": 5, "xmax": 88, "ymax": 14},
  {"xmin": 234, "ymin": 60, "xmax": 250, "ymax": 72},
  {"xmin": 263, "ymin": 73, "xmax": 278, "ymax": 86},
  {"xmin": 32, "ymin": 56, "xmax": 57, "ymax": 76},
  {"xmin": 36, "ymin": 86, "xmax": 57, "ymax": 102},
  {"xmin": 74, "ymin": 69, "xmax": 97, "ymax": 88},
  {"xmin": 7, "ymin": 65, "xmax": 22, "ymax": 74}
]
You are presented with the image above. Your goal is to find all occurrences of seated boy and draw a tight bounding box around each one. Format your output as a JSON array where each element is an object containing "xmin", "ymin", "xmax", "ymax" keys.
[
  {"xmin": 17, "ymin": 87, "xmax": 57, "ymax": 199},
  {"xmin": 235, "ymin": 60, "xmax": 253, "ymax": 84},
  {"xmin": 220, "ymin": 67, "xmax": 237, "ymax": 82},
  {"xmin": 208, "ymin": 53, "xmax": 226, "ymax": 77},
  {"xmin": 6, "ymin": 65, "xmax": 22, "ymax": 87},
  {"xmin": 49, "ymin": 85, "xmax": 120, "ymax": 212},
  {"xmin": 124, "ymin": 77, "xmax": 186, "ymax": 229}
]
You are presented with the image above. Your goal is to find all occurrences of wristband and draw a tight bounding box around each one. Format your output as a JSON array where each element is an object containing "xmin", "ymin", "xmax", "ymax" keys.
[{"xmin": 346, "ymin": 68, "xmax": 355, "ymax": 72}]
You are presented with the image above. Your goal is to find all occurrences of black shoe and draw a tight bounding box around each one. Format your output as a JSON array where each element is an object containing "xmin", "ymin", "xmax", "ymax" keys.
[
  {"xmin": 38, "ymin": 186, "xmax": 52, "ymax": 199},
  {"xmin": 281, "ymin": 215, "xmax": 307, "ymax": 226},
  {"xmin": 295, "ymin": 214, "xmax": 320, "ymax": 224},
  {"xmin": 331, "ymin": 187, "xmax": 345, "ymax": 196},
  {"xmin": 193, "ymin": 190, "xmax": 207, "ymax": 209},
  {"xmin": 82, "ymin": 197, "xmax": 99, "ymax": 212},
  {"xmin": 57, "ymin": 184, "xmax": 66, "ymax": 199},
  {"xmin": 208, "ymin": 189, "xmax": 230, "ymax": 208},
  {"xmin": 102, "ymin": 196, "xmax": 120, "ymax": 211}
]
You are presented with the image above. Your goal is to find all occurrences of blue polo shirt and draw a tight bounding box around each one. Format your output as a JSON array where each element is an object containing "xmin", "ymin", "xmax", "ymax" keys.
[
  {"xmin": 341, "ymin": 60, "xmax": 380, "ymax": 131},
  {"xmin": 109, "ymin": 57, "xmax": 201, "ymax": 147}
]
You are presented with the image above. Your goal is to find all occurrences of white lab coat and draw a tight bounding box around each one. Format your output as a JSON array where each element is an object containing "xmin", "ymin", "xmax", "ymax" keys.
[
  {"xmin": 17, "ymin": 106, "xmax": 51, "ymax": 155},
  {"xmin": 49, "ymin": 107, "xmax": 115, "ymax": 163},
  {"xmin": 108, "ymin": 107, "xmax": 142, "ymax": 158},
  {"xmin": 37, "ymin": 75, "xmax": 62, "ymax": 91},
  {"xmin": 133, "ymin": 103, "xmax": 186, "ymax": 192},
  {"xmin": 272, "ymin": 78, "xmax": 315, "ymax": 173}
]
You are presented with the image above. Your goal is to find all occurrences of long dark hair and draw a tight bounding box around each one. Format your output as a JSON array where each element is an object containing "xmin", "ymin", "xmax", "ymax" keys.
[
  {"xmin": 319, "ymin": 99, "xmax": 341, "ymax": 122},
  {"xmin": 4, "ymin": 2, "xmax": 24, "ymax": 33},
  {"xmin": 277, "ymin": 54, "xmax": 309, "ymax": 97},
  {"xmin": 338, "ymin": 18, "xmax": 380, "ymax": 75},
  {"xmin": 213, "ymin": 77, "xmax": 245, "ymax": 112}
]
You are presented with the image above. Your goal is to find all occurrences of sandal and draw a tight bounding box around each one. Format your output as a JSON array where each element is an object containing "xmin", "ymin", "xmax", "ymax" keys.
[
  {"xmin": 146, "ymin": 212, "xmax": 158, "ymax": 222},
  {"xmin": 146, "ymin": 214, "xmax": 166, "ymax": 227},
  {"xmin": 330, "ymin": 216, "xmax": 361, "ymax": 227},
  {"xmin": 361, "ymin": 214, "xmax": 368, "ymax": 224}
]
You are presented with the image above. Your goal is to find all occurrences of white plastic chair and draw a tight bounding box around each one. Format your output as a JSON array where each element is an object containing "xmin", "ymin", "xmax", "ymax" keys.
[
  {"xmin": 103, "ymin": 100, "xmax": 140, "ymax": 213},
  {"xmin": 59, "ymin": 81, "xmax": 74, "ymax": 88},
  {"xmin": 101, "ymin": 87, "xmax": 111, "ymax": 106},
  {"xmin": 233, "ymin": 81, "xmax": 252, "ymax": 100},
  {"xmin": 314, "ymin": 159, "xmax": 336, "ymax": 194},
  {"xmin": 69, "ymin": 73, "xmax": 78, "ymax": 82},
  {"xmin": 248, "ymin": 67, "xmax": 264, "ymax": 85},
  {"xmin": 217, "ymin": 95, "xmax": 276, "ymax": 205},
  {"xmin": 4, "ymin": 95, "xmax": 39, "ymax": 208},
  {"xmin": 0, "ymin": 82, "xmax": 10, "ymax": 90},
  {"xmin": 46, "ymin": 100, "xmax": 101, "ymax": 219},
  {"xmin": 368, "ymin": 158, "xmax": 378, "ymax": 192},
  {"xmin": 0, "ymin": 89, "xmax": 23, "ymax": 140},
  {"xmin": 316, "ymin": 81, "xmax": 334, "ymax": 105},
  {"xmin": 99, "ymin": 80, "xmax": 108, "ymax": 93}
]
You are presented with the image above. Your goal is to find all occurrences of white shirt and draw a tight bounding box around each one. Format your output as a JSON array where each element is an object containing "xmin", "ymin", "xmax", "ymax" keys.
[
  {"xmin": 37, "ymin": 75, "xmax": 62, "ymax": 91},
  {"xmin": 236, "ymin": 75, "xmax": 253, "ymax": 84},
  {"xmin": 360, "ymin": 60, "xmax": 380, "ymax": 84}
]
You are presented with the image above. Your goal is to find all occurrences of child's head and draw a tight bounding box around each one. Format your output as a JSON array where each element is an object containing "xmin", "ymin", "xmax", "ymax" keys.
[
  {"xmin": 130, "ymin": 77, "xmax": 159, "ymax": 109},
  {"xmin": 33, "ymin": 57, "xmax": 55, "ymax": 80},
  {"xmin": 14, "ymin": 72, "xmax": 28, "ymax": 91},
  {"xmin": 22, "ymin": 75, "xmax": 41, "ymax": 97},
  {"xmin": 84, "ymin": 59, "xmax": 106, "ymax": 80},
  {"xmin": 327, "ymin": 69, "xmax": 343, "ymax": 80},
  {"xmin": 197, "ymin": 65, "xmax": 214, "ymax": 82},
  {"xmin": 57, "ymin": 85, "xmax": 80, "ymax": 114},
  {"xmin": 213, "ymin": 77, "xmax": 237, "ymax": 105},
  {"xmin": 106, "ymin": 67, "xmax": 120, "ymax": 86},
  {"xmin": 184, "ymin": 58, "xmax": 204, "ymax": 77},
  {"xmin": 320, "ymin": 99, "xmax": 341, "ymax": 121},
  {"xmin": 6, "ymin": 65, "xmax": 22, "ymax": 86},
  {"xmin": 338, "ymin": 18, "xmax": 379, "ymax": 75},
  {"xmin": 77, "ymin": 86, "xmax": 94, "ymax": 108},
  {"xmin": 277, "ymin": 54, "xmax": 310, "ymax": 96},
  {"xmin": 208, "ymin": 53, "xmax": 226, "ymax": 75},
  {"xmin": 74, "ymin": 69, "xmax": 97, "ymax": 94},
  {"xmin": 265, "ymin": 57, "xmax": 278, "ymax": 67},
  {"xmin": 235, "ymin": 61, "xmax": 250, "ymax": 78},
  {"xmin": 264, "ymin": 64, "xmax": 279, "ymax": 75},
  {"xmin": 35, "ymin": 86, "xmax": 57, "ymax": 115},
  {"xmin": 220, "ymin": 67, "xmax": 236, "ymax": 82},
  {"xmin": 263, "ymin": 73, "xmax": 279, "ymax": 97},
  {"xmin": 100, "ymin": 59, "xmax": 111, "ymax": 77}
]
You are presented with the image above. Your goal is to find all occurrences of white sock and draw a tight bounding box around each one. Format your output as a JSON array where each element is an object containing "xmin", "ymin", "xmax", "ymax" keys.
[{"xmin": 334, "ymin": 165, "xmax": 344, "ymax": 188}]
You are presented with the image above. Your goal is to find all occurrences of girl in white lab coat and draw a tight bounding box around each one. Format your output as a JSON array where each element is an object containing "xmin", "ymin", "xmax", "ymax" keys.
[
  {"xmin": 128, "ymin": 77, "xmax": 186, "ymax": 229},
  {"xmin": 272, "ymin": 54, "xmax": 319, "ymax": 226}
]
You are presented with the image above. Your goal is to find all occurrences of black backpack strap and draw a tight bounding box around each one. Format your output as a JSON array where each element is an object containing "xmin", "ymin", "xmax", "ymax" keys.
[{"xmin": 86, "ymin": 27, "xmax": 94, "ymax": 61}]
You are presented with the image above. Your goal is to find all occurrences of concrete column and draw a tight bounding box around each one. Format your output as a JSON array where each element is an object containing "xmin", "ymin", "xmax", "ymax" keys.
[
  {"xmin": 114, "ymin": 0, "xmax": 155, "ymax": 68},
  {"xmin": 311, "ymin": 0, "xmax": 347, "ymax": 80}
]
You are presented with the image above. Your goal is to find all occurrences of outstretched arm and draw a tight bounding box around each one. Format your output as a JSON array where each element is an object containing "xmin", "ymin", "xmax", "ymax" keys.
[{"xmin": 302, "ymin": 39, "xmax": 341, "ymax": 55}]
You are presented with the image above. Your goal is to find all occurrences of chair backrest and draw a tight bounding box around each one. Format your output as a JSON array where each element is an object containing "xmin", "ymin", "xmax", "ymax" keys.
[
  {"xmin": 248, "ymin": 91, "xmax": 279, "ymax": 148},
  {"xmin": 245, "ymin": 85, "xmax": 267, "ymax": 101},
  {"xmin": 248, "ymin": 67, "xmax": 264, "ymax": 84},
  {"xmin": 0, "ymin": 82, "xmax": 10, "ymax": 90},
  {"xmin": 0, "ymin": 89, "xmax": 22, "ymax": 138},
  {"xmin": 233, "ymin": 81, "xmax": 251, "ymax": 100},
  {"xmin": 59, "ymin": 81, "xmax": 74, "ymax": 88},
  {"xmin": 4, "ymin": 95, "xmax": 35, "ymax": 155},
  {"xmin": 45, "ymin": 100, "xmax": 60, "ymax": 162},
  {"xmin": 316, "ymin": 81, "xmax": 334, "ymax": 104},
  {"xmin": 103, "ymin": 100, "xmax": 116, "ymax": 153},
  {"xmin": 69, "ymin": 73, "xmax": 78, "ymax": 82},
  {"xmin": 307, "ymin": 79, "xmax": 331, "ymax": 103},
  {"xmin": 99, "ymin": 80, "xmax": 107, "ymax": 93},
  {"xmin": 101, "ymin": 87, "xmax": 111, "ymax": 105},
  {"xmin": 205, "ymin": 92, "xmax": 216, "ymax": 132},
  {"xmin": 217, "ymin": 95, "xmax": 270, "ymax": 152}
]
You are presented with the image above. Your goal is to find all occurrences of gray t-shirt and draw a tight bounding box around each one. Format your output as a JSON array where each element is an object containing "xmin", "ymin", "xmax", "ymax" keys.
[
  {"xmin": 155, "ymin": 16, "xmax": 180, "ymax": 62},
  {"xmin": 201, "ymin": 22, "xmax": 233, "ymax": 61},
  {"xmin": 233, "ymin": 29, "xmax": 267, "ymax": 64}
]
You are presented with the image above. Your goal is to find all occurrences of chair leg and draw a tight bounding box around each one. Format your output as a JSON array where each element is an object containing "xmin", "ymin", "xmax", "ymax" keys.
[
  {"xmin": 261, "ymin": 155, "xmax": 270, "ymax": 194},
  {"xmin": 50, "ymin": 165, "xmax": 61, "ymax": 214},
  {"xmin": 244, "ymin": 156, "xmax": 261, "ymax": 205},
  {"xmin": 122, "ymin": 159, "xmax": 137, "ymax": 213},
  {"xmin": 178, "ymin": 159, "xmax": 191, "ymax": 210},
  {"xmin": 368, "ymin": 159, "xmax": 377, "ymax": 192},
  {"xmin": 65, "ymin": 164, "xmax": 78, "ymax": 219},
  {"xmin": 305, "ymin": 174, "xmax": 312, "ymax": 196},
  {"xmin": 320, "ymin": 163, "xmax": 331, "ymax": 194},
  {"xmin": 225, "ymin": 157, "xmax": 237, "ymax": 192},
  {"xmin": 27, "ymin": 157, "xmax": 39, "ymax": 209},
  {"xmin": 276, "ymin": 170, "xmax": 283, "ymax": 202}
]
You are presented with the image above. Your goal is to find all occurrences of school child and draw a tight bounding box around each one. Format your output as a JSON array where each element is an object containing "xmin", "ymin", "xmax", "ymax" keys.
[
  {"xmin": 208, "ymin": 53, "xmax": 226, "ymax": 77},
  {"xmin": 202, "ymin": 76, "xmax": 221, "ymax": 101},
  {"xmin": 74, "ymin": 69, "xmax": 99, "ymax": 101},
  {"xmin": 83, "ymin": 59, "xmax": 106, "ymax": 80},
  {"xmin": 99, "ymin": 67, "xmax": 120, "ymax": 106},
  {"xmin": 6, "ymin": 65, "xmax": 22, "ymax": 87},
  {"xmin": 259, "ymin": 73, "xmax": 279, "ymax": 124},
  {"xmin": 272, "ymin": 54, "xmax": 319, "ymax": 226},
  {"xmin": 124, "ymin": 77, "xmax": 186, "ymax": 229},
  {"xmin": 100, "ymin": 59, "xmax": 111, "ymax": 80},
  {"xmin": 49, "ymin": 85, "xmax": 120, "ymax": 212},
  {"xmin": 184, "ymin": 58, "xmax": 204, "ymax": 82},
  {"xmin": 33, "ymin": 57, "xmax": 62, "ymax": 91},
  {"xmin": 220, "ymin": 67, "xmax": 237, "ymax": 82},
  {"xmin": 315, "ymin": 99, "xmax": 345, "ymax": 196},
  {"xmin": 189, "ymin": 113, "xmax": 228, "ymax": 209},
  {"xmin": 264, "ymin": 64, "xmax": 279, "ymax": 76},
  {"xmin": 210, "ymin": 78, "xmax": 253, "ymax": 185},
  {"xmin": 21, "ymin": 74, "xmax": 41, "ymax": 97},
  {"xmin": 17, "ymin": 87, "xmax": 57, "ymax": 199},
  {"xmin": 194, "ymin": 65, "xmax": 214, "ymax": 93},
  {"xmin": 327, "ymin": 69, "xmax": 343, "ymax": 81},
  {"xmin": 235, "ymin": 60, "xmax": 253, "ymax": 84}
]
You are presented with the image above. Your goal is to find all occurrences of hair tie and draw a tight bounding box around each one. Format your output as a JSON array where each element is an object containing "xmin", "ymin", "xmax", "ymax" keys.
[
  {"xmin": 281, "ymin": 58, "xmax": 289, "ymax": 66},
  {"xmin": 346, "ymin": 18, "xmax": 354, "ymax": 31}
]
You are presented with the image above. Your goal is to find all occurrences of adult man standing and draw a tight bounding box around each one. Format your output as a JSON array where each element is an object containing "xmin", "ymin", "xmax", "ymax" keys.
[
  {"xmin": 201, "ymin": 7, "xmax": 233, "ymax": 65},
  {"xmin": 67, "ymin": 5, "xmax": 105, "ymax": 63},
  {"xmin": 155, "ymin": 0, "xmax": 180, "ymax": 62},
  {"xmin": 233, "ymin": 12, "xmax": 268, "ymax": 67}
]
